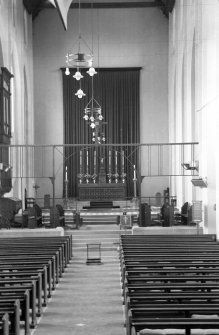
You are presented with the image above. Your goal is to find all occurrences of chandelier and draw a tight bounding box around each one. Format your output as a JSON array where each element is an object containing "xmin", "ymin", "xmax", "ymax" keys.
[{"xmin": 64, "ymin": 0, "xmax": 97, "ymax": 98}]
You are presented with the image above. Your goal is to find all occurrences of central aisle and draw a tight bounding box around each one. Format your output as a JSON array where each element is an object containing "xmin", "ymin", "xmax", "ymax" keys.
[{"xmin": 32, "ymin": 242, "xmax": 126, "ymax": 335}]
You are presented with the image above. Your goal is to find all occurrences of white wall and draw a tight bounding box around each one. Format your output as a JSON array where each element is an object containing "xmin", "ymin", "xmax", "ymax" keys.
[
  {"xmin": 169, "ymin": 0, "xmax": 219, "ymax": 234},
  {"xmin": 33, "ymin": 7, "xmax": 169, "ymax": 199},
  {"xmin": 0, "ymin": 1, "xmax": 35, "ymax": 205}
]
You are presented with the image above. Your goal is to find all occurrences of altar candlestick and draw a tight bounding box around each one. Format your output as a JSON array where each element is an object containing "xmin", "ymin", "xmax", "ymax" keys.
[
  {"xmin": 65, "ymin": 166, "xmax": 68, "ymax": 180},
  {"xmin": 80, "ymin": 150, "xmax": 82, "ymax": 172},
  {"xmin": 109, "ymin": 150, "xmax": 111, "ymax": 172},
  {"xmin": 121, "ymin": 150, "xmax": 124, "ymax": 171},
  {"xmin": 133, "ymin": 165, "xmax": 136, "ymax": 179},
  {"xmin": 94, "ymin": 150, "xmax": 96, "ymax": 174},
  {"xmin": 86, "ymin": 150, "xmax": 89, "ymax": 172}
]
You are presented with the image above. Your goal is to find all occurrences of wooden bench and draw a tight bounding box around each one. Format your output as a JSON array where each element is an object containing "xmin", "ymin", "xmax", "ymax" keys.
[
  {"xmin": 0, "ymin": 236, "xmax": 72, "ymax": 334},
  {"xmin": 130, "ymin": 317, "xmax": 219, "ymax": 335},
  {"xmin": 120, "ymin": 234, "xmax": 217, "ymax": 242},
  {"xmin": 0, "ymin": 300, "xmax": 20, "ymax": 335},
  {"xmin": 120, "ymin": 234, "xmax": 219, "ymax": 335},
  {"xmin": 0, "ymin": 287, "xmax": 36, "ymax": 328},
  {"xmin": 0, "ymin": 296, "xmax": 29, "ymax": 335},
  {"xmin": 0, "ymin": 313, "xmax": 9, "ymax": 335},
  {"xmin": 125, "ymin": 293, "xmax": 219, "ymax": 329}
]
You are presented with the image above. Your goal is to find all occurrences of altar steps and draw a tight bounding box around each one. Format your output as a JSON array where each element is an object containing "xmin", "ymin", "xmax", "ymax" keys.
[
  {"xmin": 71, "ymin": 224, "xmax": 131, "ymax": 251},
  {"xmin": 82, "ymin": 215, "xmax": 119, "ymax": 225}
]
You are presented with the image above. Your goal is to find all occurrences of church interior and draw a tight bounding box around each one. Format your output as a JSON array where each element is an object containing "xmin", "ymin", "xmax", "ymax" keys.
[{"xmin": 0, "ymin": 0, "xmax": 219, "ymax": 334}]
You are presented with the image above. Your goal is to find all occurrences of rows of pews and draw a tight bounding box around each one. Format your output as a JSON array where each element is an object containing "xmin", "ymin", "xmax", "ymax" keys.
[
  {"xmin": 0, "ymin": 235, "xmax": 72, "ymax": 335},
  {"xmin": 120, "ymin": 234, "xmax": 219, "ymax": 335}
]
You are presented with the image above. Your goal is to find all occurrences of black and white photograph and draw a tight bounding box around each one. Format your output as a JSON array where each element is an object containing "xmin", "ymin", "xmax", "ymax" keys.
[{"xmin": 0, "ymin": 0, "xmax": 219, "ymax": 334}]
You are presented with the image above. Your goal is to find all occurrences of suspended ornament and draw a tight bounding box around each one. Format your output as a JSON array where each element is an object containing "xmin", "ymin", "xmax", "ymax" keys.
[
  {"xmin": 65, "ymin": 67, "xmax": 70, "ymax": 75},
  {"xmin": 73, "ymin": 70, "xmax": 84, "ymax": 80},
  {"xmin": 75, "ymin": 88, "xmax": 85, "ymax": 99},
  {"xmin": 87, "ymin": 66, "xmax": 97, "ymax": 77}
]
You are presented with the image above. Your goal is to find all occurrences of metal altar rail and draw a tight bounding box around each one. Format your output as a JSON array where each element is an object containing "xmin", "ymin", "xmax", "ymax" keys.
[
  {"xmin": 0, "ymin": 142, "xmax": 199, "ymax": 178},
  {"xmin": 0, "ymin": 142, "xmax": 199, "ymax": 207}
]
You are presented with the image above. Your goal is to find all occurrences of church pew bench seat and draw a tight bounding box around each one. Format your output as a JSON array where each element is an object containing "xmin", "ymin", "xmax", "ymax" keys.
[
  {"xmin": 120, "ymin": 234, "xmax": 217, "ymax": 242},
  {"xmin": 0, "ymin": 295, "xmax": 30, "ymax": 335},
  {"xmin": 0, "ymin": 287, "xmax": 36, "ymax": 328},
  {"xmin": 0, "ymin": 254, "xmax": 58, "ymax": 288},
  {"xmin": 0, "ymin": 264, "xmax": 50, "ymax": 300},
  {"xmin": 0, "ymin": 300, "xmax": 20, "ymax": 335},
  {"xmin": 0, "ymin": 247, "xmax": 63, "ymax": 279},
  {"xmin": 0, "ymin": 276, "xmax": 42, "ymax": 317},
  {"xmin": 125, "ymin": 295, "xmax": 219, "ymax": 329},
  {"xmin": 121, "ymin": 267, "xmax": 219, "ymax": 285},
  {"xmin": 0, "ymin": 235, "xmax": 72, "ymax": 266},
  {"xmin": 0, "ymin": 237, "xmax": 72, "ymax": 269},
  {"xmin": 0, "ymin": 259, "xmax": 54, "ymax": 292},
  {"xmin": 127, "ymin": 305, "xmax": 219, "ymax": 335},
  {"xmin": 0, "ymin": 313, "xmax": 9, "ymax": 335},
  {"xmin": 0, "ymin": 269, "xmax": 48, "ymax": 307},
  {"xmin": 130, "ymin": 317, "xmax": 219, "ymax": 335}
]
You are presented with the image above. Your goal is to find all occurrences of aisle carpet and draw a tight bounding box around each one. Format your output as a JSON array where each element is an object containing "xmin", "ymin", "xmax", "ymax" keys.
[{"xmin": 32, "ymin": 247, "xmax": 125, "ymax": 335}]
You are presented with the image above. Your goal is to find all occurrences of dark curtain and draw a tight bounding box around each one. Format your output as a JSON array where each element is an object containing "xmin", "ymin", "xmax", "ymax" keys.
[{"xmin": 62, "ymin": 68, "xmax": 140, "ymax": 198}]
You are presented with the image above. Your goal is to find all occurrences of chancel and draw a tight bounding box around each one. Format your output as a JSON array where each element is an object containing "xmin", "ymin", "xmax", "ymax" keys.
[{"xmin": 0, "ymin": 1, "xmax": 219, "ymax": 335}]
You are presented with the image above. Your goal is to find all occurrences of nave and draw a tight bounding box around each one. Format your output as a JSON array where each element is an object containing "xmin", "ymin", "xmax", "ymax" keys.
[
  {"xmin": 1, "ymin": 225, "xmax": 219, "ymax": 335},
  {"xmin": 33, "ymin": 246, "xmax": 125, "ymax": 335}
]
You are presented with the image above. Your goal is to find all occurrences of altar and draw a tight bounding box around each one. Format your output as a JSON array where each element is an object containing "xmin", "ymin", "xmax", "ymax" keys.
[
  {"xmin": 64, "ymin": 148, "xmax": 137, "ymax": 201},
  {"xmin": 78, "ymin": 183, "xmax": 126, "ymax": 201}
]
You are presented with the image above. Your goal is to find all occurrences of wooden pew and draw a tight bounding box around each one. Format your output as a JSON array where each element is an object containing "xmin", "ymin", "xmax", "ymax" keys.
[
  {"xmin": 0, "ymin": 287, "xmax": 36, "ymax": 328},
  {"xmin": 120, "ymin": 234, "xmax": 217, "ymax": 242},
  {"xmin": 0, "ymin": 277, "xmax": 41, "ymax": 317},
  {"xmin": 0, "ymin": 296, "xmax": 29, "ymax": 335},
  {"xmin": 120, "ymin": 234, "xmax": 219, "ymax": 335},
  {"xmin": 0, "ymin": 300, "xmax": 20, "ymax": 335},
  {"xmin": 0, "ymin": 313, "xmax": 9, "ymax": 335},
  {"xmin": 130, "ymin": 316, "xmax": 219, "ymax": 335},
  {"xmin": 0, "ymin": 264, "xmax": 49, "ymax": 303},
  {"xmin": 0, "ymin": 235, "xmax": 72, "ymax": 334},
  {"xmin": 125, "ymin": 292, "xmax": 219, "ymax": 330}
]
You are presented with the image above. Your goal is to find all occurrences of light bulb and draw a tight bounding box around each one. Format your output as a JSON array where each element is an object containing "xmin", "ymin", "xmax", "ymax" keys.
[
  {"xmin": 83, "ymin": 114, "xmax": 89, "ymax": 120},
  {"xmin": 90, "ymin": 123, "xmax": 96, "ymax": 128},
  {"xmin": 98, "ymin": 115, "xmax": 103, "ymax": 120},
  {"xmin": 90, "ymin": 116, "xmax": 95, "ymax": 122},
  {"xmin": 87, "ymin": 66, "xmax": 97, "ymax": 77},
  {"xmin": 73, "ymin": 71, "xmax": 83, "ymax": 81},
  {"xmin": 92, "ymin": 137, "xmax": 95, "ymax": 142},
  {"xmin": 102, "ymin": 137, "xmax": 106, "ymax": 142},
  {"xmin": 75, "ymin": 89, "xmax": 85, "ymax": 98},
  {"xmin": 65, "ymin": 67, "xmax": 70, "ymax": 75}
]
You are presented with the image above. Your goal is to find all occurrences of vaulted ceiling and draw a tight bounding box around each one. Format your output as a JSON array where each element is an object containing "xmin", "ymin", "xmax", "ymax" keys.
[{"xmin": 23, "ymin": 0, "xmax": 175, "ymax": 20}]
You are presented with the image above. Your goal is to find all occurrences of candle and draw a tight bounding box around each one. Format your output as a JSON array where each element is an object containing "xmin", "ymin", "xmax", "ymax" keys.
[
  {"xmin": 65, "ymin": 166, "xmax": 68, "ymax": 180},
  {"xmin": 109, "ymin": 150, "xmax": 111, "ymax": 172},
  {"xmin": 121, "ymin": 150, "xmax": 124, "ymax": 171},
  {"xmin": 86, "ymin": 150, "xmax": 89, "ymax": 172},
  {"xmin": 80, "ymin": 150, "xmax": 82, "ymax": 166},
  {"xmin": 94, "ymin": 150, "xmax": 96, "ymax": 174},
  {"xmin": 133, "ymin": 165, "xmax": 136, "ymax": 179},
  {"xmin": 115, "ymin": 151, "xmax": 118, "ymax": 174}
]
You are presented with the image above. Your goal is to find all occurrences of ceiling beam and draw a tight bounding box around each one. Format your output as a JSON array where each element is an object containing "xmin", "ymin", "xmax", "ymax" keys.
[{"xmin": 23, "ymin": 0, "xmax": 175, "ymax": 20}]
